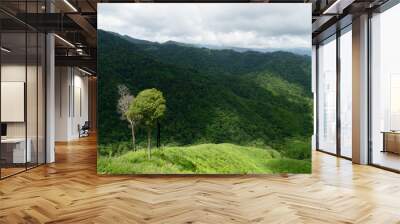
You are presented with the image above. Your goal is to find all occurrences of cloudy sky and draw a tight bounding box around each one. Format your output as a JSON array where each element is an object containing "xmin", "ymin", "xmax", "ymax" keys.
[{"xmin": 98, "ymin": 3, "xmax": 311, "ymax": 49}]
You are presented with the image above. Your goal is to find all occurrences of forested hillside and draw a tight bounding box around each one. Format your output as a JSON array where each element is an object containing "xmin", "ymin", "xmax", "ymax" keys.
[{"xmin": 98, "ymin": 30, "xmax": 313, "ymax": 160}]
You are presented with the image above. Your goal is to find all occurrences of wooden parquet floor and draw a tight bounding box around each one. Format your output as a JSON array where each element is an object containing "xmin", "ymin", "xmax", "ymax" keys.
[{"xmin": 1, "ymin": 135, "xmax": 400, "ymax": 223}]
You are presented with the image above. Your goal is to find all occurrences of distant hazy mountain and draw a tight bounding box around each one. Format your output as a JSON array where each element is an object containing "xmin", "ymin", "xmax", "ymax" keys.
[
  {"xmin": 195, "ymin": 44, "xmax": 311, "ymax": 56},
  {"xmin": 110, "ymin": 32, "xmax": 311, "ymax": 56},
  {"xmin": 121, "ymin": 35, "xmax": 154, "ymax": 45}
]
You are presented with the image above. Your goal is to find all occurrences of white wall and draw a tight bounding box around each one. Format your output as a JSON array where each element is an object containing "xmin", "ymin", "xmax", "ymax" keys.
[
  {"xmin": 55, "ymin": 66, "xmax": 69, "ymax": 141},
  {"xmin": 55, "ymin": 67, "xmax": 89, "ymax": 141},
  {"xmin": 72, "ymin": 72, "xmax": 89, "ymax": 138}
]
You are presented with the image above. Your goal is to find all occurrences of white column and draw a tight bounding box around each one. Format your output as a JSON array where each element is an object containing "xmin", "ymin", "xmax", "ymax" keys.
[
  {"xmin": 312, "ymin": 45, "xmax": 317, "ymax": 150},
  {"xmin": 352, "ymin": 14, "xmax": 369, "ymax": 164},
  {"xmin": 46, "ymin": 32, "xmax": 55, "ymax": 163}
]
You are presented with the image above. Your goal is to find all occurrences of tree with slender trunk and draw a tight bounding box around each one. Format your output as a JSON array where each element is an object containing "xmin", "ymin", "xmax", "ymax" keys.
[
  {"xmin": 117, "ymin": 84, "xmax": 139, "ymax": 150},
  {"xmin": 126, "ymin": 101, "xmax": 142, "ymax": 151},
  {"xmin": 147, "ymin": 127, "xmax": 152, "ymax": 158},
  {"xmin": 132, "ymin": 88, "xmax": 166, "ymax": 159}
]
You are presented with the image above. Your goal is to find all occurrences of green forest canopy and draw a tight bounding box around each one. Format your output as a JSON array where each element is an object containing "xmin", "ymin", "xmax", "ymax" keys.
[{"xmin": 97, "ymin": 30, "xmax": 313, "ymax": 159}]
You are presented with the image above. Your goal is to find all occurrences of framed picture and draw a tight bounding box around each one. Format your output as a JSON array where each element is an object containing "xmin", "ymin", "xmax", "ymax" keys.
[{"xmin": 97, "ymin": 3, "xmax": 312, "ymax": 174}]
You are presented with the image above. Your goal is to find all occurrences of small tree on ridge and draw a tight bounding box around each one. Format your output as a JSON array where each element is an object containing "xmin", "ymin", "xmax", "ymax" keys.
[{"xmin": 132, "ymin": 88, "xmax": 166, "ymax": 159}]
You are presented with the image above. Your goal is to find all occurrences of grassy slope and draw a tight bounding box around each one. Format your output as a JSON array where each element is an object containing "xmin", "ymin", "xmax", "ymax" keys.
[{"xmin": 97, "ymin": 144, "xmax": 311, "ymax": 174}]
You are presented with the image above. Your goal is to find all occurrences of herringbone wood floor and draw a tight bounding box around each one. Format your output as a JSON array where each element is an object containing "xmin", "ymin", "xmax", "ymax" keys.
[{"xmin": 1, "ymin": 135, "xmax": 400, "ymax": 224}]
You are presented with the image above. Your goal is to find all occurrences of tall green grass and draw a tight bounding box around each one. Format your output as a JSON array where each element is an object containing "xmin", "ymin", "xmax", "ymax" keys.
[{"xmin": 97, "ymin": 143, "xmax": 311, "ymax": 174}]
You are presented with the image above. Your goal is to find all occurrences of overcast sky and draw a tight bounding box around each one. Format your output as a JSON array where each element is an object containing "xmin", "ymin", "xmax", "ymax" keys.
[{"xmin": 98, "ymin": 3, "xmax": 311, "ymax": 49}]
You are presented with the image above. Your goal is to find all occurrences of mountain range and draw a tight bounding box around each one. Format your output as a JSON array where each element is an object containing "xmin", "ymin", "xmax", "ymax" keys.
[
  {"xmin": 98, "ymin": 29, "xmax": 313, "ymax": 159},
  {"xmin": 120, "ymin": 34, "xmax": 311, "ymax": 56}
]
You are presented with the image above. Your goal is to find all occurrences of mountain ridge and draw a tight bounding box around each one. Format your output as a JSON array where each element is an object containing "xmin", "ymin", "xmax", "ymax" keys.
[
  {"xmin": 98, "ymin": 29, "xmax": 313, "ymax": 158},
  {"xmin": 98, "ymin": 30, "xmax": 310, "ymax": 92},
  {"xmin": 100, "ymin": 29, "xmax": 311, "ymax": 56}
]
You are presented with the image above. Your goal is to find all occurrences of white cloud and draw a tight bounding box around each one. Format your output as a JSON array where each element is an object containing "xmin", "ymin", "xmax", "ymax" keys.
[{"xmin": 98, "ymin": 3, "xmax": 311, "ymax": 49}]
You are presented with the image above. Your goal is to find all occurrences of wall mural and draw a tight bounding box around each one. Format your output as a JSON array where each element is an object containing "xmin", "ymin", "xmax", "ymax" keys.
[{"xmin": 97, "ymin": 3, "xmax": 313, "ymax": 174}]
